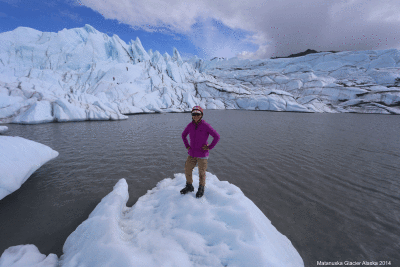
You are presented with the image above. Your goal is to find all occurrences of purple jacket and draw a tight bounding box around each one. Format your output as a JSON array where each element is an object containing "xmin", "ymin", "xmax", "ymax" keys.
[{"xmin": 182, "ymin": 119, "xmax": 220, "ymax": 158}]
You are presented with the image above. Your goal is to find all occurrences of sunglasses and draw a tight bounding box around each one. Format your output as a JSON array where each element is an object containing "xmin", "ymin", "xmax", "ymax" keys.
[{"xmin": 191, "ymin": 113, "xmax": 201, "ymax": 116}]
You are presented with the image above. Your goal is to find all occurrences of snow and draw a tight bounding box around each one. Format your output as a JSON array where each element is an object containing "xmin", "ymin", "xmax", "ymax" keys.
[
  {"xmin": 0, "ymin": 126, "xmax": 8, "ymax": 133},
  {"xmin": 0, "ymin": 136, "xmax": 59, "ymax": 200},
  {"xmin": 1, "ymin": 169, "xmax": 304, "ymax": 267},
  {"xmin": 0, "ymin": 25, "xmax": 399, "ymax": 125},
  {"xmin": 0, "ymin": 245, "xmax": 58, "ymax": 267}
]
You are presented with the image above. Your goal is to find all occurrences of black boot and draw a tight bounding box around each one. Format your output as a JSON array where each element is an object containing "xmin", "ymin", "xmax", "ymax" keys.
[
  {"xmin": 196, "ymin": 185, "xmax": 205, "ymax": 198},
  {"xmin": 180, "ymin": 183, "xmax": 194, "ymax": 194}
]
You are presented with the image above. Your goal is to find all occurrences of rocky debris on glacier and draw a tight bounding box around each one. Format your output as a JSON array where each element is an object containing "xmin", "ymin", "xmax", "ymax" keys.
[{"xmin": 0, "ymin": 25, "xmax": 399, "ymax": 125}]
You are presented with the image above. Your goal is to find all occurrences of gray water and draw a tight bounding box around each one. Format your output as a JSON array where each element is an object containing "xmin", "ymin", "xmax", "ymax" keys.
[{"xmin": 0, "ymin": 110, "xmax": 399, "ymax": 267}]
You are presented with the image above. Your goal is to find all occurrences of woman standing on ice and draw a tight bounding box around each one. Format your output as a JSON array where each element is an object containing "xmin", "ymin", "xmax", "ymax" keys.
[{"xmin": 181, "ymin": 106, "xmax": 220, "ymax": 198}]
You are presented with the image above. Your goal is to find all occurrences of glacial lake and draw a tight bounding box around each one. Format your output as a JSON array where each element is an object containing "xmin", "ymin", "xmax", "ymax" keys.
[{"xmin": 1, "ymin": 110, "xmax": 399, "ymax": 267}]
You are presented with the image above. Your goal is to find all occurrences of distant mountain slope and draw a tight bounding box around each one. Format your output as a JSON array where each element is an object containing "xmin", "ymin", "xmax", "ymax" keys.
[
  {"xmin": 0, "ymin": 25, "xmax": 399, "ymax": 124},
  {"xmin": 270, "ymin": 49, "xmax": 339, "ymax": 59}
]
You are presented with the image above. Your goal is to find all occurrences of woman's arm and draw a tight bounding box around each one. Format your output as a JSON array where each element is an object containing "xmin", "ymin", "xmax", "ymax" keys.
[
  {"xmin": 182, "ymin": 124, "xmax": 191, "ymax": 149},
  {"xmin": 207, "ymin": 125, "xmax": 220, "ymax": 150}
]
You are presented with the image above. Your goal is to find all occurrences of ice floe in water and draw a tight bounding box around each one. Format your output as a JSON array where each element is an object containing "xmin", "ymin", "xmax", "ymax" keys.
[
  {"xmin": 0, "ymin": 126, "xmax": 8, "ymax": 134},
  {"xmin": 0, "ymin": 136, "xmax": 59, "ymax": 200},
  {"xmin": 0, "ymin": 245, "xmax": 58, "ymax": 267},
  {"xmin": 1, "ymin": 168, "xmax": 304, "ymax": 267}
]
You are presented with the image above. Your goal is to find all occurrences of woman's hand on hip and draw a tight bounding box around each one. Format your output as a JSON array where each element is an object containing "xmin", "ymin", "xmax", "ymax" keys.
[
  {"xmin": 187, "ymin": 146, "xmax": 190, "ymax": 150},
  {"xmin": 202, "ymin": 145, "xmax": 209, "ymax": 150}
]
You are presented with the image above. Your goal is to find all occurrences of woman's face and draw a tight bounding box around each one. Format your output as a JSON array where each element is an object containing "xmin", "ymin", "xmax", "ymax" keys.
[{"xmin": 192, "ymin": 113, "xmax": 202, "ymax": 123}]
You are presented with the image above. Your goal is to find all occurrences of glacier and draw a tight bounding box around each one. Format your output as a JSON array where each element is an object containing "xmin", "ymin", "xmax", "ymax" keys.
[{"xmin": 0, "ymin": 24, "xmax": 399, "ymax": 125}]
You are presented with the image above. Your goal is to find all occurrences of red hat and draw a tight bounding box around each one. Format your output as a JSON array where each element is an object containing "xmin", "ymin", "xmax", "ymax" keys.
[{"xmin": 191, "ymin": 106, "xmax": 203, "ymax": 114}]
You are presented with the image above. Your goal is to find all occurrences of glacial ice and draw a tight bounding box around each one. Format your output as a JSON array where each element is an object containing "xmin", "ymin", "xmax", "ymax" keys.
[
  {"xmin": 0, "ymin": 136, "xmax": 59, "ymax": 200},
  {"xmin": 0, "ymin": 168, "xmax": 304, "ymax": 267},
  {"xmin": 0, "ymin": 25, "xmax": 399, "ymax": 125}
]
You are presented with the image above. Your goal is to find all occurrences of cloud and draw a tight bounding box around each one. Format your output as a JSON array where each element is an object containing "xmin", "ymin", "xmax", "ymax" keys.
[
  {"xmin": 0, "ymin": 0, "xmax": 21, "ymax": 4},
  {"xmin": 59, "ymin": 10, "xmax": 83, "ymax": 23},
  {"xmin": 0, "ymin": 0, "xmax": 22, "ymax": 9},
  {"xmin": 187, "ymin": 17, "xmax": 256, "ymax": 60},
  {"xmin": 77, "ymin": 0, "xmax": 400, "ymax": 59}
]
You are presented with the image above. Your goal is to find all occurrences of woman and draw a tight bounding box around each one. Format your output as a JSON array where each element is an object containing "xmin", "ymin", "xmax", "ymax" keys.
[{"xmin": 181, "ymin": 106, "xmax": 220, "ymax": 198}]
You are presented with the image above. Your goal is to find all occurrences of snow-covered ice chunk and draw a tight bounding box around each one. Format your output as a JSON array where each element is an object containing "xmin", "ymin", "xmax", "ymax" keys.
[
  {"xmin": 58, "ymin": 169, "xmax": 304, "ymax": 267},
  {"xmin": 0, "ymin": 244, "xmax": 58, "ymax": 267},
  {"xmin": 0, "ymin": 126, "xmax": 8, "ymax": 133},
  {"xmin": 0, "ymin": 136, "xmax": 59, "ymax": 200}
]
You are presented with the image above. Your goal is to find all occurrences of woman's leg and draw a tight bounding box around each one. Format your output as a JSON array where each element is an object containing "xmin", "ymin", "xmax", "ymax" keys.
[
  {"xmin": 184, "ymin": 155, "xmax": 198, "ymax": 184},
  {"xmin": 197, "ymin": 159, "xmax": 208, "ymax": 186}
]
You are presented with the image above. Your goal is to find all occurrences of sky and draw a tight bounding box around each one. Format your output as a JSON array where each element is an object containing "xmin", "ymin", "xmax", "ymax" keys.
[{"xmin": 0, "ymin": 0, "xmax": 399, "ymax": 61}]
